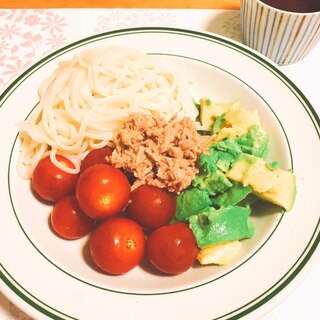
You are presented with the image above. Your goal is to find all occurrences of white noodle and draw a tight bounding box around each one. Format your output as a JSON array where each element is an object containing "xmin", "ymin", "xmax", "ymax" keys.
[{"xmin": 18, "ymin": 46, "xmax": 198, "ymax": 179}]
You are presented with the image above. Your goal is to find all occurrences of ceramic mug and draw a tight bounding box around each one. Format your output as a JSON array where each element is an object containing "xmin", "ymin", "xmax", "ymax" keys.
[{"xmin": 240, "ymin": 0, "xmax": 320, "ymax": 65}]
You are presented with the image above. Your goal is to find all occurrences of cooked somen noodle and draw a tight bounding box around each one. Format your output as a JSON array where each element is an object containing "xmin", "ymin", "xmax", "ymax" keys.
[{"xmin": 18, "ymin": 46, "xmax": 198, "ymax": 179}]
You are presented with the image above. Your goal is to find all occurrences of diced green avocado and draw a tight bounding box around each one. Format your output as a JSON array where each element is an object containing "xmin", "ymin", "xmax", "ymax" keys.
[
  {"xmin": 226, "ymin": 154, "xmax": 296, "ymax": 211},
  {"xmin": 212, "ymin": 112, "xmax": 227, "ymax": 134},
  {"xmin": 266, "ymin": 161, "xmax": 279, "ymax": 170},
  {"xmin": 192, "ymin": 169, "xmax": 232, "ymax": 196},
  {"xmin": 192, "ymin": 139, "xmax": 244, "ymax": 196},
  {"xmin": 211, "ymin": 182, "xmax": 252, "ymax": 208},
  {"xmin": 175, "ymin": 188, "xmax": 211, "ymax": 221},
  {"xmin": 197, "ymin": 138, "xmax": 242, "ymax": 175},
  {"xmin": 199, "ymin": 98, "xmax": 240, "ymax": 131},
  {"xmin": 236, "ymin": 125, "xmax": 269, "ymax": 159},
  {"xmin": 188, "ymin": 206, "xmax": 255, "ymax": 248}
]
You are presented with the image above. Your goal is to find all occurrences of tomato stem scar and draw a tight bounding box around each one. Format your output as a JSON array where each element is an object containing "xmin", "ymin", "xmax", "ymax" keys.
[{"xmin": 126, "ymin": 239, "xmax": 136, "ymax": 249}]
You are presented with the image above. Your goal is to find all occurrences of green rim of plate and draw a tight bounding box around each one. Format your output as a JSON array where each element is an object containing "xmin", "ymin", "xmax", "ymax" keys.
[{"xmin": 1, "ymin": 27, "xmax": 319, "ymax": 320}]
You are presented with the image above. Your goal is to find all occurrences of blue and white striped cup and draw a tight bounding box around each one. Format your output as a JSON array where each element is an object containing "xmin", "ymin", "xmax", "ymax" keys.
[{"xmin": 240, "ymin": 0, "xmax": 320, "ymax": 65}]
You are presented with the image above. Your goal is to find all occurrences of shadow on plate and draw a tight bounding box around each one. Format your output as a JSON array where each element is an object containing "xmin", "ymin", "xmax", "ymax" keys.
[
  {"xmin": 250, "ymin": 200, "xmax": 283, "ymax": 218},
  {"xmin": 81, "ymin": 238, "xmax": 107, "ymax": 274}
]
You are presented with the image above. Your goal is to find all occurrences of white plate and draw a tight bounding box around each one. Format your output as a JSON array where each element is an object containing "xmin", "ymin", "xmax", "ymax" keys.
[{"xmin": 0, "ymin": 27, "xmax": 319, "ymax": 320}]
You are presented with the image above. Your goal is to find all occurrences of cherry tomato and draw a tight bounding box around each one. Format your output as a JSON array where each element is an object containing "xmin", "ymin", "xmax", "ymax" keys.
[
  {"xmin": 127, "ymin": 185, "xmax": 176, "ymax": 230},
  {"xmin": 32, "ymin": 155, "xmax": 78, "ymax": 202},
  {"xmin": 90, "ymin": 217, "xmax": 145, "ymax": 274},
  {"xmin": 51, "ymin": 195, "xmax": 96, "ymax": 240},
  {"xmin": 146, "ymin": 222, "xmax": 199, "ymax": 275},
  {"xmin": 80, "ymin": 146, "xmax": 113, "ymax": 173},
  {"xmin": 76, "ymin": 164, "xmax": 131, "ymax": 219}
]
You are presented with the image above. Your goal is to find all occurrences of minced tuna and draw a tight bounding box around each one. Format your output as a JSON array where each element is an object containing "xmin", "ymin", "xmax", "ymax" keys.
[{"xmin": 107, "ymin": 113, "xmax": 212, "ymax": 193}]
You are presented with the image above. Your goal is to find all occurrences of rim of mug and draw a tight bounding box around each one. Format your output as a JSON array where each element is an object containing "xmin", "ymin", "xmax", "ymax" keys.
[{"xmin": 252, "ymin": 0, "xmax": 320, "ymax": 16}]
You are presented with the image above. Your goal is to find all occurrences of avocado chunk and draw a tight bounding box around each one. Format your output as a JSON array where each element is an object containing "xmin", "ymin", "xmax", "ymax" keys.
[
  {"xmin": 215, "ymin": 105, "xmax": 261, "ymax": 140},
  {"xmin": 226, "ymin": 154, "xmax": 296, "ymax": 211},
  {"xmin": 211, "ymin": 181, "xmax": 252, "ymax": 208},
  {"xmin": 192, "ymin": 170, "xmax": 232, "ymax": 196},
  {"xmin": 197, "ymin": 241, "xmax": 242, "ymax": 266},
  {"xmin": 198, "ymin": 138, "xmax": 243, "ymax": 173},
  {"xmin": 191, "ymin": 139, "xmax": 243, "ymax": 196},
  {"xmin": 188, "ymin": 206, "xmax": 255, "ymax": 248},
  {"xmin": 236, "ymin": 125, "xmax": 269, "ymax": 159},
  {"xmin": 199, "ymin": 98, "xmax": 240, "ymax": 131},
  {"xmin": 175, "ymin": 188, "xmax": 211, "ymax": 221}
]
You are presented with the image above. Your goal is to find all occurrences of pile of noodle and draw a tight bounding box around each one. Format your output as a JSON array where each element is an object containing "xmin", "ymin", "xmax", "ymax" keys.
[{"xmin": 18, "ymin": 46, "xmax": 198, "ymax": 179}]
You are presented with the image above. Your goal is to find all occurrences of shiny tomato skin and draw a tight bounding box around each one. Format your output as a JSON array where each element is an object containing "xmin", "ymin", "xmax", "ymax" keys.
[
  {"xmin": 80, "ymin": 146, "xmax": 113, "ymax": 173},
  {"xmin": 76, "ymin": 164, "xmax": 131, "ymax": 219},
  {"xmin": 51, "ymin": 195, "xmax": 96, "ymax": 240},
  {"xmin": 32, "ymin": 155, "xmax": 78, "ymax": 202},
  {"xmin": 146, "ymin": 222, "xmax": 199, "ymax": 275},
  {"xmin": 127, "ymin": 185, "xmax": 176, "ymax": 230},
  {"xmin": 90, "ymin": 217, "xmax": 145, "ymax": 274}
]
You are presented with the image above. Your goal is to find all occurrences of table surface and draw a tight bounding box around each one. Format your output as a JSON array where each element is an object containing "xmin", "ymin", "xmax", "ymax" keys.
[{"xmin": 0, "ymin": 7, "xmax": 319, "ymax": 320}]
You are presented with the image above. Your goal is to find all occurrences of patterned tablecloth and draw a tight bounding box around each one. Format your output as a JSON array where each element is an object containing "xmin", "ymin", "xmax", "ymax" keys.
[{"xmin": 0, "ymin": 8, "xmax": 319, "ymax": 320}]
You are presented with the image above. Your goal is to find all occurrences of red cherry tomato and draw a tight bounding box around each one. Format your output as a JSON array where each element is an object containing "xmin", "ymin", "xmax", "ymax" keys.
[
  {"xmin": 90, "ymin": 217, "xmax": 145, "ymax": 275},
  {"xmin": 80, "ymin": 146, "xmax": 113, "ymax": 173},
  {"xmin": 32, "ymin": 155, "xmax": 78, "ymax": 202},
  {"xmin": 76, "ymin": 164, "xmax": 131, "ymax": 219},
  {"xmin": 51, "ymin": 195, "xmax": 96, "ymax": 240},
  {"xmin": 127, "ymin": 185, "xmax": 176, "ymax": 230},
  {"xmin": 146, "ymin": 222, "xmax": 199, "ymax": 275}
]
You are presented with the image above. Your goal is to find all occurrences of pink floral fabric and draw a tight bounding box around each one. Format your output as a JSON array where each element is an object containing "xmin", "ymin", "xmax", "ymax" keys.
[{"xmin": 0, "ymin": 9, "xmax": 69, "ymax": 92}]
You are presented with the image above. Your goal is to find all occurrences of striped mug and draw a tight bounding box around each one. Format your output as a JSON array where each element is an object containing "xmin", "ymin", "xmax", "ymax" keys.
[{"xmin": 240, "ymin": 0, "xmax": 320, "ymax": 65}]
